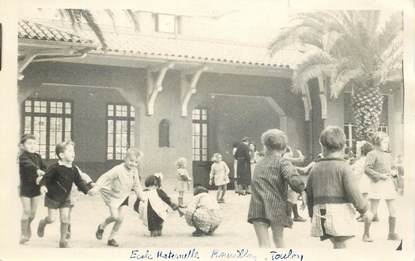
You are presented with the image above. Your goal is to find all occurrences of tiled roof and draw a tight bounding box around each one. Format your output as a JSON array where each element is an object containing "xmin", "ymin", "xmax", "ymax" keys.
[
  {"xmin": 18, "ymin": 19, "xmax": 96, "ymax": 46},
  {"xmin": 19, "ymin": 19, "xmax": 300, "ymax": 69},
  {"xmin": 85, "ymin": 31, "xmax": 294, "ymax": 69}
]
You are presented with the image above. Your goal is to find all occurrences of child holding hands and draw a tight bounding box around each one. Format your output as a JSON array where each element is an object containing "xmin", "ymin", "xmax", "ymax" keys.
[
  {"xmin": 18, "ymin": 134, "xmax": 47, "ymax": 244},
  {"xmin": 306, "ymin": 126, "xmax": 372, "ymax": 249},
  {"xmin": 134, "ymin": 173, "xmax": 180, "ymax": 237},
  {"xmin": 93, "ymin": 148, "xmax": 145, "ymax": 247},
  {"xmin": 248, "ymin": 129, "xmax": 305, "ymax": 248},
  {"xmin": 37, "ymin": 141, "xmax": 94, "ymax": 248}
]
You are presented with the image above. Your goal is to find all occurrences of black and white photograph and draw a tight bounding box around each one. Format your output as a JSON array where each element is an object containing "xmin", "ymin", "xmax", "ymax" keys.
[{"xmin": 0, "ymin": 0, "xmax": 414, "ymax": 260}]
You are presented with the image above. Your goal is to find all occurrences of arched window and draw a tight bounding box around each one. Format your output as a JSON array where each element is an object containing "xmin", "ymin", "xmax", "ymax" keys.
[{"xmin": 159, "ymin": 119, "xmax": 170, "ymax": 147}]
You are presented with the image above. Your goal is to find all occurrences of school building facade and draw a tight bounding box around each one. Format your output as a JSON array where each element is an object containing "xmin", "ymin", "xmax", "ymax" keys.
[{"xmin": 17, "ymin": 18, "xmax": 404, "ymax": 189}]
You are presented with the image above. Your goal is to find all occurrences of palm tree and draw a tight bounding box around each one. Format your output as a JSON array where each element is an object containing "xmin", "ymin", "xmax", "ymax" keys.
[
  {"xmin": 57, "ymin": 9, "xmax": 140, "ymax": 49},
  {"xmin": 269, "ymin": 11, "xmax": 403, "ymax": 141}
]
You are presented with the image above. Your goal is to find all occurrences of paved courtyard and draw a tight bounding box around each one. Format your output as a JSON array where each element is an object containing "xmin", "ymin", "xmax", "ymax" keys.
[{"xmin": 20, "ymin": 189, "xmax": 407, "ymax": 251}]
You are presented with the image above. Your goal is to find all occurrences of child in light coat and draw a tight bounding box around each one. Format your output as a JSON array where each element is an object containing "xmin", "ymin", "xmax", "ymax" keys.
[
  {"xmin": 92, "ymin": 148, "xmax": 145, "ymax": 247},
  {"xmin": 209, "ymin": 153, "xmax": 230, "ymax": 203},
  {"xmin": 175, "ymin": 157, "xmax": 192, "ymax": 207}
]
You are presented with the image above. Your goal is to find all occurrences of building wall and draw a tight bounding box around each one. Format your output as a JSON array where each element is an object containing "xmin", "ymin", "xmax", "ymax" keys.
[
  {"xmin": 20, "ymin": 62, "xmax": 308, "ymax": 190},
  {"xmin": 388, "ymin": 87, "xmax": 404, "ymax": 156},
  {"xmin": 20, "ymin": 84, "xmax": 129, "ymax": 178}
]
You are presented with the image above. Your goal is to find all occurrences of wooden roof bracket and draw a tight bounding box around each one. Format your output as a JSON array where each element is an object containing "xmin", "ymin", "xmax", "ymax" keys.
[
  {"xmin": 18, "ymin": 48, "xmax": 93, "ymax": 80},
  {"xmin": 318, "ymin": 74, "xmax": 327, "ymax": 120},
  {"xmin": 180, "ymin": 65, "xmax": 208, "ymax": 117},
  {"xmin": 146, "ymin": 62, "xmax": 175, "ymax": 116}
]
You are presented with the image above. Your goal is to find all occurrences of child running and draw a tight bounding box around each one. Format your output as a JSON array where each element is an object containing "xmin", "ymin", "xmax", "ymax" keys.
[
  {"xmin": 134, "ymin": 173, "xmax": 180, "ymax": 237},
  {"xmin": 37, "ymin": 141, "xmax": 94, "ymax": 248},
  {"xmin": 248, "ymin": 129, "xmax": 305, "ymax": 248},
  {"xmin": 175, "ymin": 157, "xmax": 192, "ymax": 207},
  {"xmin": 18, "ymin": 134, "xmax": 47, "ymax": 244},
  {"xmin": 363, "ymin": 132, "xmax": 400, "ymax": 242},
  {"xmin": 209, "ymin": 153, "xmax": 230, "ymax": 203},
  {"xmin": 93, "ymin": 148, "xmax": 145, "ymax": 247},
  {"xmin": 306, "ymin": 126, "xmax": 372, "ymax": 249}
]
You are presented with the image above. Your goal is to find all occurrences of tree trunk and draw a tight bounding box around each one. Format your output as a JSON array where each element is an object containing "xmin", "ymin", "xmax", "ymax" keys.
[{"xmin": 352, "ymin": 79, "xmax": 383, "ymax": 142}]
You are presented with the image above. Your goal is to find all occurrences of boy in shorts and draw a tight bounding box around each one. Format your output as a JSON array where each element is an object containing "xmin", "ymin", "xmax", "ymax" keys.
[{"xmin": 37, "ymin": 141, "xmax": 94, "ymax": 248}]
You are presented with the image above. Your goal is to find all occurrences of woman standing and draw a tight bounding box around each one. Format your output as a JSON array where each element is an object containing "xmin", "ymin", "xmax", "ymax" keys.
[{"xmin": 234, "ymin": 137, "xmax": 251, "ymax": 195}]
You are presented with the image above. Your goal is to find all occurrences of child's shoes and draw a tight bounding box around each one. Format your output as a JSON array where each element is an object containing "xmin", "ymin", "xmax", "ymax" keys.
[
  {"xmin": 293, "ymin": 216, "xmax": 307, "ymax": 222},
  {"xmin": 19, "ymin": 237, "xmax": 29, "ymax": 245},
  {"xmin": 107, "ymin": 239, "xmax": 119, "ymax": 247},
  {"xmin": 37, "ymin": 219, "xmax": 47, "ymax": 238},
  {"xmin": 362, "ymin": 234, "xmax": 373, "ymax": 242},
  {"xmin": 192, "ymin": 229, "xmax": 207, "ymax": 237},
  {"xmin": 59, "ymin": 240, "xmax": 70, "ymax": 248},
  {"xmin": 95, "ymin": 224, "xmax": 104, "ymax": 240}
]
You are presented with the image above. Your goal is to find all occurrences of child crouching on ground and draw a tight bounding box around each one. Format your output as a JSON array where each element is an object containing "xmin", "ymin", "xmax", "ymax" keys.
[
  {"xmin": 306, "ymin": 126, "xmax": 372, "ymax": 249},
  {"xmin": 209, "ymin": 153, "xmax": 230, "ymax": 203},
  {"xmin": 182, "ymin": 185, "xmax": 222, "ymax": 237},
  {"xmin": 93, "ymin": 148, "xmax": 145, "ymax": 247},
  {"xmin": 37, "ymin": 141, "xmax": 94, "ymax": 248},
  {"xmin": 134, "ymin": 173, "xmax": 181, "ymax": 237}
]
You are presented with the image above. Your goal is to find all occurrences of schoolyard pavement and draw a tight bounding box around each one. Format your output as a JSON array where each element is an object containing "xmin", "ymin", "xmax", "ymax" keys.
[{"xmin": 20, "ymin": 190, "xmax": 408, "ymax": 250}]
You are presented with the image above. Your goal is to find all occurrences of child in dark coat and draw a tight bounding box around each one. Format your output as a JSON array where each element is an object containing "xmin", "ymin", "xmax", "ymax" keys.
[
  {"xmin": 134, "ymin": 173, "xmax": 180, "ymax": 237},
  {"xmin": 37, "ymin": 141, "xmax": 94, "ymax": 248},
  {"xmin": 306, "ymin": 126, "xmax": 372, "ymax": 249},
  {"xmin": 18, "ymin": 134, "xmax": 47, "ymax": 244}
]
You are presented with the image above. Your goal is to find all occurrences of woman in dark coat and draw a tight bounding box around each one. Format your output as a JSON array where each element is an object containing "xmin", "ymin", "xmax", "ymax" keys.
[{"xmin": 234, "ymin": 137, "xmax": 251, "ymax": 195}]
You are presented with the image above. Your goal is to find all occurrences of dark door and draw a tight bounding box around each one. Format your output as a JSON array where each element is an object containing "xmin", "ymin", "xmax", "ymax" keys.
[{"xmin": 191, "ymin": 108, "xmax": 211, "ymax": 188}]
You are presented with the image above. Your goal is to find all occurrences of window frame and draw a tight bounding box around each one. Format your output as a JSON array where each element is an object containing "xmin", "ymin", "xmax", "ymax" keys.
[
  {"xmin": 106, "ymin": 103, "xmax": 136, "ymax": 161},
  {"xmin": 192, "ymin": 108, "xmax": 209, "ymax": 161},
  {"xmin": 22, "ymin": 98, "xmax": 73, "ymax": 160},
  {"xmin": 154, "ymin": 13, "xmax": 178, "ymax": 34},
  {"xmin": 159, "ymin": 119, "xmax": 171, "ymax": 148}
]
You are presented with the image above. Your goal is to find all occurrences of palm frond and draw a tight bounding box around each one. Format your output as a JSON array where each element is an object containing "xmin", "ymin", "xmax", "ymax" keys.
[
  {"xmin": 365, "ymin": 10, "xmax": 381, "ymax": 35},
  {"xmin": 378, "ymin": 11, "xmax": 403, "ymax": 54},
  {"xmin": 291, "ymin": 51, "xmax": 334, "ymax": 93},
  {"xmin": 124, "ymin": 10, "xmax": 140, "ymax": 32},
  {"xmin": 104, "ymin": 9, "xmax": 118, "ymax": 33},
  {"xmin": 78, "ymin": 10, "xmax": 107, "ymax": 49},
  {"xmin": 269, "ymin": 21, "xmax": 324, "ymax": 55},
  {"xmin": 330, "ymin": 68, "xmax": 363, "ymax": 98}
]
